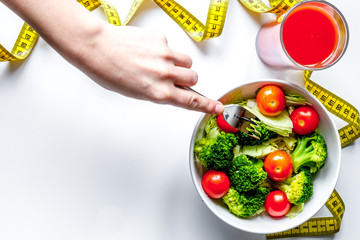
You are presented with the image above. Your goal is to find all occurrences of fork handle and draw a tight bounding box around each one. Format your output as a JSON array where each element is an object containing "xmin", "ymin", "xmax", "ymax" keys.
[{"xmin": 175, "ymin": 85, "xmax": 206, "ymax": 98}]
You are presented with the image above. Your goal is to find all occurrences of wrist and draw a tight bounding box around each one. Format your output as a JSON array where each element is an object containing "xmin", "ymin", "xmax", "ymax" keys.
[{"xmin": 60, "ymin": 17, "xmax": 105, "ymax": 68}]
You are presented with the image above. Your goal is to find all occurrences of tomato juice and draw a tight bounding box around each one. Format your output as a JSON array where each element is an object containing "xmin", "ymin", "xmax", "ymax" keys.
[
  {"xmin": 256, "ymin": 1, "xmax": 348, "ymax": 70},
  {"xmin": 282, "ymin": 5, "xmax": 338, "ymax": 66}
]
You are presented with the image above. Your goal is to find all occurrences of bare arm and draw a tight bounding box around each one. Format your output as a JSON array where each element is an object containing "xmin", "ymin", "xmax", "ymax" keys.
[{"xmin": 0, "ymin": 0, "xmax": 224, "ymax": 114}]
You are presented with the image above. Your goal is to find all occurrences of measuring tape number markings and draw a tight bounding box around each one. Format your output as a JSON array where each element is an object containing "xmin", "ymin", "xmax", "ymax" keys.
[
  {"xmin": 267, "ymin": 189, "xmax": 345, "ymax": 239},
  {"xmin": 0, "ymin": 23, "xmax": 38, "ymax": 62},
  {"xmin": 304, "ymin": 71, "xmax": 360, "ymax": 148},
  {"xmin": 0, "ymin": 0, "xmax": 357, "ymax": 238}
]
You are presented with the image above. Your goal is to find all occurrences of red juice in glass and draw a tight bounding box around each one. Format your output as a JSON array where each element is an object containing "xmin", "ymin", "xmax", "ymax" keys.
[
  {"xmin": 256, "ymin": 0, "xmax": 348, "ymax": 70},
  {"xmin": 282, "ymin": 6, "xmax": 338, "ymax": 66}
]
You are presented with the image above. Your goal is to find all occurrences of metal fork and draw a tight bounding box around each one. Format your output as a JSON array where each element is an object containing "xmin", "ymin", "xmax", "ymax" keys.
[
  {"xmin": 223, "ymin": 104, "xmax": 260, "ymax": 139},
  {"xmin": 177, "ymin": 86, "xmax": 260, "ymax": 138}
]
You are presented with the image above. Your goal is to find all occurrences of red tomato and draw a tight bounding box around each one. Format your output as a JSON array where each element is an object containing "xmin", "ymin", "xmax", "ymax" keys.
[
  {"xmin": 256, "ymin": 85, "xmax": 286, "ymax": 117},
  {"xmin": 290, "ymin": 106, "xmax": 319, "ymax": 135},
  {"xmin": 201, "ymin": 170, "xmax": 230, "ymax": 199},
  {"xmin": 217, "ymin": 113, "xmax": 239, "ymax": 134},
  {"xmin": 264, "ymin": 151, "xmax": 293, "ymax": 181},
  {"xmin": 265, "ymin": 190, "xmax": 291, "ymax": 217}
]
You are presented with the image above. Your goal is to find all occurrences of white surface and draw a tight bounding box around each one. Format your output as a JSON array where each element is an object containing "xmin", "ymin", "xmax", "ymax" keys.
[
  {"xmin": 0, "ymin": 1, "xmax": 359, "ymax": 240},
  {"xmin": 189, "ymin": 80, "xmax": 341, "ymax": 234}
]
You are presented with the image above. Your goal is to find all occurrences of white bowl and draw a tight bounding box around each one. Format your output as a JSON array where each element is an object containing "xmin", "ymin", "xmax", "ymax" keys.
[{"xmin": 189, "ymin": 79, "xmax": 341, "ymax": 234}]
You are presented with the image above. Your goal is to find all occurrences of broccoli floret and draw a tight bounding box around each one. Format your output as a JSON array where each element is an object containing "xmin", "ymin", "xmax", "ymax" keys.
[
  {"xmin": 223, "ymin": 187, "xmax": 270, "ymax": 218},
  {"xmin": 194, "ymin": 131, "xmax": 238, "ymax": 170},
  {"xmin": 237, "ymin": 121, "xmax": 278, "ymax": 146},
  {"xmin": 274, "ymin": 169, "xmax": 313, "ymax": 205},
  {"xmin": 291, "ymin": 132, "xmax": 327, "ymax": 173},
  {"xmin": 228, "ymin": 154, "xmax": 267, "ymax": 193}
]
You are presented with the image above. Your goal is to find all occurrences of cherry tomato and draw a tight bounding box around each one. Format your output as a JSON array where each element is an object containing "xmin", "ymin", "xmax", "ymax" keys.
[
  {"xmin": 201, "ymin": 170, "xmax": 230, "ymax": 199},
  {"xmin": 256, "ymin": 85, "xmax": 286, "ymax": 117},
  {"xmin": 217, "ymin": 113, "xmax": 239, "ymax": 134},
  {"xmin": 290, "ymin": 106, "xmax": 319, "ymax": 135},
  {"xmin": 265, "ymin": 190, "xmax": 291, "ymax": 217},
  {"xmin": 264, "ymin": 151, "xmax": 293, "ymax": 181}
]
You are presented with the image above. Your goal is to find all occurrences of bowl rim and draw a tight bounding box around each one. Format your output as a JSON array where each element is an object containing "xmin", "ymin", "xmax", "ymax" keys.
[{"xmin": 189, "ymin": 78, "xmax": 342, "ymax": 234}]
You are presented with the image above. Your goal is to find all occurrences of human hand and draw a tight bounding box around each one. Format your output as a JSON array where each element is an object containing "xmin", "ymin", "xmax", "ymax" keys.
[
  {"xmin": 1, "ymin": 0, "xmax": 223, "ymax": 114},
  {"xmin": 74, "ymin": 24, "xmax": 224, "ymax": 114}
]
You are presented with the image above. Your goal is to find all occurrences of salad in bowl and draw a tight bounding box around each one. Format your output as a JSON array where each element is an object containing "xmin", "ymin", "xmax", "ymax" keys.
[{"xmin": 189, "ymin": 80, "xmax": 341, "ymax": 234}]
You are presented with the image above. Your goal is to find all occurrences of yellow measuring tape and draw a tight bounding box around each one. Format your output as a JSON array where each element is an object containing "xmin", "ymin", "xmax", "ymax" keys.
[
  {"xmin": 0, "ymin": 22, "xmax": 38, "ymax": 62},
  {"xmin": 239, "ymin": 0, "xmax": 302, "ymax": 14},
  {"xmin": 267, "ymin": 189, "xmax": 345, "ymax": 239},
  {"xmin": 304, "ymin": 71, "xmax": 360, "ymax": 148},
  {"xmin": 0, "ymin": 0, "xmax": 356, "ymax": 238}
]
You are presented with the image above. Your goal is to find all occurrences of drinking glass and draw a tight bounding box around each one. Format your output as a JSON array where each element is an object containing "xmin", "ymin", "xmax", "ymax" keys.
[{"xmin": 256, "ymin": 0, "xmax": 349, "ymax": 70}]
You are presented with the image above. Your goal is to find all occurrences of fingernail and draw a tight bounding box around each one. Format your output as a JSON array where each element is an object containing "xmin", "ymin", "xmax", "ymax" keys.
[{"xmin": 214, "ymin": 102, "xmax": 224, "ymax": 114}]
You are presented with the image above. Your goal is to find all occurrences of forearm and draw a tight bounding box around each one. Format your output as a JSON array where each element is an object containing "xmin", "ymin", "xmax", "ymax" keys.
[
  {"xmin": 0, "ymin": 0, "xmax": 103, "ymax": 63},
  {"xmin": 1, "ymin": 0, "xmax": 223, "ymax": 114}
]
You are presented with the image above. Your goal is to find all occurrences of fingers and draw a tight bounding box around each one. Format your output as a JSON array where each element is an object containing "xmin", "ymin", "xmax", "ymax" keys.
[
  {"xmin": 147, "ymin": 35, "xmax": 223, "ymax": 114},
  {"xmin": 170, "ymin": 87, "xmax": 224, "ymax": 114},
  {"xmin": 169, "ymin": 66, "xmax": 198, "ymax": 87},
  {"xmin": 169, "ymin": 50, "xmax": 193, "ymax": 68},
  {"xmin": 162, "ymin": 51, "xmax": 224, "ymax": 114},
  {"xmin": 155, "ymin": 32, "xmax": 192, "ymax": 68}
]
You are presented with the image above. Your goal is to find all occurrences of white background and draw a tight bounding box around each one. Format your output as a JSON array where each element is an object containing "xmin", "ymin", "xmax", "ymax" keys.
[{"xmin": 0, "ymin": 0, "xmax": 359, "ymax": 239}]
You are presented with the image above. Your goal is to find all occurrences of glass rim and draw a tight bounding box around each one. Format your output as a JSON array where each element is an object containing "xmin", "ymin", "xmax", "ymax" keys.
[{"xmin": 279, "ymin": 0, "xmax": 349, "ymax": 71}]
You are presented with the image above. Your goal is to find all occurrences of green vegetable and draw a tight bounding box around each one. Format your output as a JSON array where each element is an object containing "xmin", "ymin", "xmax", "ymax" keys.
[
  {"xmin": 204, "ymin": 115, "xmax": 220, "ymax": 139},
  {"xmin": 194, "ymin": 131, "xmax": 238, "ymax": 171},
  {"xmin": 194, "ymin": 115, "xmax": 238, "ymax": 170},
  {"xmin": 223, "ymin": 187, "xmax": 270, "ymax": 218},
  {"xmin": 243, "ymin": 101, "xmax": 293, "ymax": 137},
  {"xmin": 237, "ymin": 120, "xmax": 278, "ymax": 146},
  {"xmin": 286, "ymin": 204, "xmax": 304, "ymax": 219},
  {"xmin": 274, "ymin": 169, "xmax": 314, "ymax": 205},
  {"xmin": 233, "ymin": 140, "xmax": 278, "ymax": 159},
  {"xmin": 234, "ymin": 136, "xmax": 297, "ymax": 159},
  {"xmin": 284, "ymin": 91, "xmax": 311, "ymax": 106},
  {"xmin": 291, "ymin": 132, "xmax": 327, "ymax": 173},
  {"xmin": 282, "ymin": 135, "xmax": 298, "ymax": 150},
  {"xmin": 228, "ymin": 154, "xmax": 267, "ymax": 193}
]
